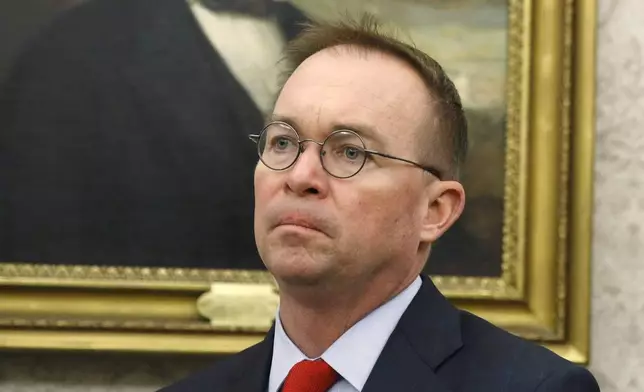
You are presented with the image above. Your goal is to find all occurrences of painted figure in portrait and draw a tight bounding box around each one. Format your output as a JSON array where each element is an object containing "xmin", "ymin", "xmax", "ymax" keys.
[{"xmin": 0, "ymin": 0, "xmax": 506, "ymax": 277}]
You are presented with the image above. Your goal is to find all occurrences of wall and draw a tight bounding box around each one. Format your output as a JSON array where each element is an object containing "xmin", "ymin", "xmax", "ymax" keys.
[
  {"xmin": 1, "ymin": 0, "xmax": 643, "ymax": 391},
  {"xmin": 589, "ymin": 0, "xmax": 644, "ymax": 391}
]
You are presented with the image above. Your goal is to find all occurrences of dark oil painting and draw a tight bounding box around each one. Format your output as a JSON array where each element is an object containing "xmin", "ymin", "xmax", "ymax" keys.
[{"xmin": 0, "ymin": 0, "xmax": 507, "ymax": 277}]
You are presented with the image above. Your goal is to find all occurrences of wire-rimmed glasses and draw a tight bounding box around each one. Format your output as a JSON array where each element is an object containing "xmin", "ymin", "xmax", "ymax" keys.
[{"xmin": 249, "ymin": 121, "xmax": 442, "ymax": 179}]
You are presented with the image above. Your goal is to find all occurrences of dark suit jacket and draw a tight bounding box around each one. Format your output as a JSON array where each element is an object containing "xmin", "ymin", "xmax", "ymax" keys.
[
  {"xmin": 160, "ymin": 276, "xmax": 600, "ymax": 392},
  {"xmin": 0, "ymin": 0, "xmax": 308, "ymax": 268}
]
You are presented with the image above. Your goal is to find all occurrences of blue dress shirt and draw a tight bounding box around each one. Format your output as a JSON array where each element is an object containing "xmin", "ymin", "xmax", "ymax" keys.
[{"xmin": 268, "ymin": 276, "xmax": 422, "ymax": 392}]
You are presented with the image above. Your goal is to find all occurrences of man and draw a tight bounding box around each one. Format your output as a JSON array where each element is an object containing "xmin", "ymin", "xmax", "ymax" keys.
[{"xmin": 161, "ymin": 16, "xmax": 600, "ymax": 392}]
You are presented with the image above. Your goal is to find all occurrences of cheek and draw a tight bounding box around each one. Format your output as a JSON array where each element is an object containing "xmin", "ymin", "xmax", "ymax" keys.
[
  {"xmin": 253, "ymin": 168, "xmax": 278, "ymax": 230},
  {"xmin": 342, "ymin": 184, "xmax": 420, "ymax": 244},
  {"xmin": 254, "ymin": 165, "xmax": 278, "ymax": 198}
]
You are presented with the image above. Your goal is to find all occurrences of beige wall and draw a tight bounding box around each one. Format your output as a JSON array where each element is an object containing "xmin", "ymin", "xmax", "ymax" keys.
[
  {"xmin": 1, "ymin": 0, "xmax": 642, "ymax": 391},
  {"xmin": 589, "ymin": 0, "xmax": 644, "ymax": 391}
]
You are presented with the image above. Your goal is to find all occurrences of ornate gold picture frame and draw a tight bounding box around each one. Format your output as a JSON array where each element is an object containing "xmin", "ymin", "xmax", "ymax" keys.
[{"xmin": 0, "ymin": 0, "xmax": 596, "ymax": 364}]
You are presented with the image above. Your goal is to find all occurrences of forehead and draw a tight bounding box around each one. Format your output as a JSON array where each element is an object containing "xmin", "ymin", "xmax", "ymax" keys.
[{"xmin": 274, "ymin": 46, "xmax": 432, "ymax": 146}]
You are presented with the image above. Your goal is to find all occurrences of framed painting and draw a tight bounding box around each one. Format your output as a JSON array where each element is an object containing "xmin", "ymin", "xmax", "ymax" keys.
[{"xmin": 0, "ymin": 0, "xmax": 596, "ymax": 364}]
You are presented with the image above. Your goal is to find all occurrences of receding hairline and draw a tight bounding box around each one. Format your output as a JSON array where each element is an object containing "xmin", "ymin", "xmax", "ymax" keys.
[
  {"xmin": 276, "ymin": 43, "xmax": 451, "ymax": 173},
  {"xmin": 281, "ymin": 42, "xmax": 440, "ymax": 104},
  {"xmin": 274, "ymin": 16, "xmax": 468, "ymax": 180}
]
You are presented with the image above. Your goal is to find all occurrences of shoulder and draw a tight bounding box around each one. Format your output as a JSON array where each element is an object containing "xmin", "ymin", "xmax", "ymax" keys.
[
  {"xmin": 533, "ymin": 365, "xmax": 600, "ymax": 392},
  {"xmin": 13, "ymin": 0, "xmax": 178, "ymax": 62},
  {"xmin": 157, "ymin": 341, "xmax": 267, "ymax": 392},
  {"xmin": 445, "ymin": 310, "xmax": 599, "ymax": 391}
]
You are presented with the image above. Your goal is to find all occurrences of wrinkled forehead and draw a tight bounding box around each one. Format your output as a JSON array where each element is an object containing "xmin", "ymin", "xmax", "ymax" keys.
[{"xmin": 274, "ymin": 47, "xmax": 433, "ymax": 148}]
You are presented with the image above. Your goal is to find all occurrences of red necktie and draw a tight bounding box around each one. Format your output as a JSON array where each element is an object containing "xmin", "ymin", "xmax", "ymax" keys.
[{"xmin": 281, "ymin": 359, "xmax": 339, "ymax": 392}]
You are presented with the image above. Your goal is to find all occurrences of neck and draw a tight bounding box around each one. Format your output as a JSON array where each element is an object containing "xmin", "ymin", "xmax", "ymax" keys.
[{"xmin": 277, "ymin": 271, "xmax": 419, "ymax": 358}]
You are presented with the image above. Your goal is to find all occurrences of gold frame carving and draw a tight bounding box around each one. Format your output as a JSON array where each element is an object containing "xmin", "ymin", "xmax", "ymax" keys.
[{"xmin": 0, "ymin": 0, "xmax": 596, "ymax": 364}]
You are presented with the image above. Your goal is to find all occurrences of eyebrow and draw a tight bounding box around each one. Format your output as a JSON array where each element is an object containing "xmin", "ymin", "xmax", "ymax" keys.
[{"xmin": 269, "ymin": 113, "xmax": 386, "ymax": 149}]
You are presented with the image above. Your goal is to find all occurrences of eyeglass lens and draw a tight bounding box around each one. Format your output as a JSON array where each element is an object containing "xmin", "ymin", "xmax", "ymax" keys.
[{"xmin": 257, "ymin": 123, "xmax": 367, "ymax": 178}]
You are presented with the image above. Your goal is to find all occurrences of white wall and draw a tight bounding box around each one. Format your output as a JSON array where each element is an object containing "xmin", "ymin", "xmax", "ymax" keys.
[{"xmin": 589, "ymin": 0, "xmax": 644, "ymax": 391}]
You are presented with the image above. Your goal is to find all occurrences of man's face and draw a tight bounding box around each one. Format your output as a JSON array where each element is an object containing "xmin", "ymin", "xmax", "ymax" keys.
[{"xmin": 254, "ymin": 46, "xmax": 442, "ymax": 288}]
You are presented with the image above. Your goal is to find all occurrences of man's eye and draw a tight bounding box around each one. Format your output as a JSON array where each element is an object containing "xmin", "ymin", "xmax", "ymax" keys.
[
  {"xmin": 337, "ymin": 145, "xmax": 364, "ymax": 162},
  {"xmin": 271, "ymin": 136, "xmax": 296, "ymax": 151},
  {"xmin": 344, "ymin": 146, "xmax": 360, "ymax": 160}
]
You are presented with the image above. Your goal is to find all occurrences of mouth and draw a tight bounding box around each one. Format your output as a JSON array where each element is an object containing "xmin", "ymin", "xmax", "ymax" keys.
[{"xmin": 275, "ymin": 215, "xmax": 324, "ymax": 234}]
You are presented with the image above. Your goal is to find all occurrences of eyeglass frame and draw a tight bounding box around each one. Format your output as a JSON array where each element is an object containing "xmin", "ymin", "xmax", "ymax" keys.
[{"xmin": 248, "ymin": 121, "xmax": 443, "ymax": 180}]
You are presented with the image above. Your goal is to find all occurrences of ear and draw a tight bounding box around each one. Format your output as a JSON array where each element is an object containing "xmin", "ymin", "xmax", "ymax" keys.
[{"xmin": 419, "ymin": 180, "xmax": 465, "ymax": 243}]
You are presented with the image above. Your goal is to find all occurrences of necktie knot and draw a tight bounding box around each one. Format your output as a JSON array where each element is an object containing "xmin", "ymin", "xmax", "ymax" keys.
[{"xmin": 281, "ymin": 359, "xmax": 339, "ymax": 392}]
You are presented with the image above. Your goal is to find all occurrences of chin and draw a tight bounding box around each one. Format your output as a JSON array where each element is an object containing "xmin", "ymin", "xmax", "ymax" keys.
[
  {"xmin": 264, "ymin": 252, "xmax": 332, "ymax": 287},
  {"xmin": 275, "ymin": 272, "xmax": 327, "ymax": 288}
]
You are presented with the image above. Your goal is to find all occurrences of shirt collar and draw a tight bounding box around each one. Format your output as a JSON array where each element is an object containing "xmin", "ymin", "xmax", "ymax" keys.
[
  {"xmin": 268, "ymin": 314, "xmax": 308, "ymax": 392},
  {"xmin": 268, "ymin": 276, "xmax": 422, "ymax": 392}
]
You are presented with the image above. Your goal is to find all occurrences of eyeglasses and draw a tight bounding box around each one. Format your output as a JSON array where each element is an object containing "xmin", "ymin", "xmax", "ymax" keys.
[{"xmin": 248, "ymin": 121, "xmax": 442, "ymax": 179}]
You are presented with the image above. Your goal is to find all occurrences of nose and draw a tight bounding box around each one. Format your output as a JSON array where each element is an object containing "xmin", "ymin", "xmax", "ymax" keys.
[{"xmin": 284, "ymin": 141, "xmax": 328, "ymax": 197}]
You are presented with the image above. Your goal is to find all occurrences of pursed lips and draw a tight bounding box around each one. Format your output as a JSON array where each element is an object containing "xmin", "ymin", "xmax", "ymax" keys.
[{"xmin": 275, "ymin": 215, "xmax": 325, "ymax": 233}]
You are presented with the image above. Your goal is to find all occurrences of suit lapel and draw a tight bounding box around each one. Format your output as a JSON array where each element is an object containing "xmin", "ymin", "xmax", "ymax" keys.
[
  {"xmin": 228, "ymin": 326, "xmax": 275, "ymax": 392},
  {"xmin": 361, "ymin": 332, "xmax": 452, "ymax": 392},
  {"xmin": 363, "ymin": 276, "xmax": 463, "ymax": 392}
]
